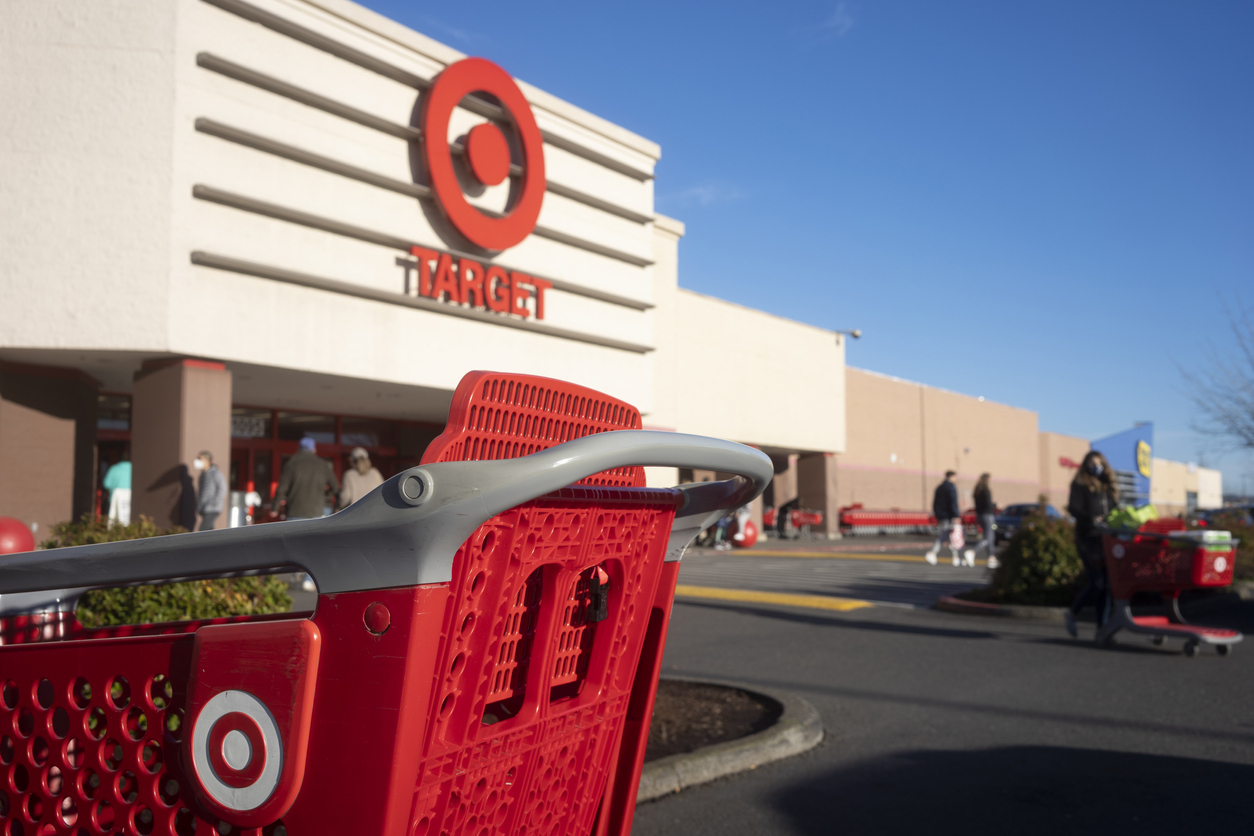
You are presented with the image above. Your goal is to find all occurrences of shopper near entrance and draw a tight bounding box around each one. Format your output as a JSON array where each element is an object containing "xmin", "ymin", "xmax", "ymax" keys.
[
  {"xmin": 970, "ymin": 473, "xmax": 1000, "ymax": 569},
  {"xmin": 1066, "ymin": 451, "xmax": 1119, "ymax": 637},
  {"xmin": 276, "ymin": 437, "xmax": 340, "ymax": 520},
  {"xmin": 926, "ymin": 470, "xmax": 969, "ymax": 566},
  {"xmin": 103, "ymin": 455, "xmax": 132, "ymax": 526},
  {"xmin": 340, "ymin": 447, "xmax": 384, "ymax": 507},
  {"xmin": 193, "ymin": 451, "xmax": 227, "ymax": 532}
]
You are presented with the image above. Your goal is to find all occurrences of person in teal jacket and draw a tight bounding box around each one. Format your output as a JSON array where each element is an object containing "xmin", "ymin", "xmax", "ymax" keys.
[{"xmin": 103, "ymin": 456, "xmax": 132, "ymax": 525}]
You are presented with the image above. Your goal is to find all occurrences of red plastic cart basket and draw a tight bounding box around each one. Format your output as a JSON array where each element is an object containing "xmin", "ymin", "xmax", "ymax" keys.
[
  {"xmin": 1098, "ymin": 518, "xmax": 1242, "ymax": 656},
  {"xmin": 0, "ymin": 371, "xmax": 771, "ymax": 836}
]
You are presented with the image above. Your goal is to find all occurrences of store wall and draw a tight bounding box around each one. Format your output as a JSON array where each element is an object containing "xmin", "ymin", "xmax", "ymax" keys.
[
  {"xmin": 0, "ymin": 1, "xmax": 176, "ymax": 353},
  {"xmin": 0, "ymin": 364, "xmax": 99, "ymax": 535},
  {"xmin": 0, "ymin": 401, "xmax": 74, "ymax": 540},
  {"xmin": 1150, "ymin": 458, "xmax": 1224, "ymax": 516},
  {"xmin": 1039, "ymin": 432, "xmax": 1090, "ymax": 511},
  {"xmin": 164, "ymin": 0, "xmax": 661, "ymax": 413},
  {"xmin": 668, "ymin": 290, "xmax": 844, "ymax": 454},
  {"xmin": 1196, "ymin": 468, "xmax": 1222, "ymax": 509},
  {"xmin": 837, "ymin": 368, "xmax": 1040, "ymax": 512}
]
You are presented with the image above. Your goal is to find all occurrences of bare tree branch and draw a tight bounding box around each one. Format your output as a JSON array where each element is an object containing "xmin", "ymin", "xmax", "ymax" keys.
[{"xmin": 1185, "ymin": 294, "xmax": 1254, "ymax": 450}]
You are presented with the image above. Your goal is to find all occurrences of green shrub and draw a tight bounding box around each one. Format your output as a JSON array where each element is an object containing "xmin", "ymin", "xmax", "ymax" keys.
[
  {"xmin": 40, "ymin": 513, "xmax": 186, "ymax": 548},
  {"xmin": 41, "ymin": 514, "xmax": 292, "ymax": 628},
  {"xmin": 985, "ymin": 507, "xmax": 1083, "ymax": 606},
  {"xmin": 76, "ymin": 576, "xmax": 293, "ymax": 629}
]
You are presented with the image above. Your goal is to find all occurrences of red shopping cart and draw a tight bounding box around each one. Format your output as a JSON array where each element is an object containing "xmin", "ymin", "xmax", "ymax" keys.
[
  {"xmin": 1097, "ymin": 518, "xmax": 1243, "ymax": 656},
  {"xmin": 0, "ymin": 371, "xmax": 771, "ymax": 836},
  {"xmin": 763, "ymin": 507, "xmax": 824, "ymax": 539}
]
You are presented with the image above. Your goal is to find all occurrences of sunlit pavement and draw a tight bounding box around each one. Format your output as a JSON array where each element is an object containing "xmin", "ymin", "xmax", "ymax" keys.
[
  {"xmin": 679, "ymin": 535, "xmax": 991, "ymax": 611},
  {"xmin": 633, "ymin": 549, "xmax": 1254, "ymax": 835}
]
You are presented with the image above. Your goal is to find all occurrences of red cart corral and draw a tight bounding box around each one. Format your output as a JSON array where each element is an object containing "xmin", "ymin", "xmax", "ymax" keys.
[
  {"xmin": 0, "ymin": 371, "xmax": 772, "ymax": 836},
  {"xmin": 1098, "ymin": 518, "xmax": 1243, "ymax": 656}
]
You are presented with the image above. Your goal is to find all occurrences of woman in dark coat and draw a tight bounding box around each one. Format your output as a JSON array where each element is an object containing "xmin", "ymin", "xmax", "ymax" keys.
[
  {"xmin": 1066, "ymin": 450, "xmax": 1119, "ymax": 638},
  {"xmin": 971, "ymin": 473, "xmax": 998, "ymax": 569}
]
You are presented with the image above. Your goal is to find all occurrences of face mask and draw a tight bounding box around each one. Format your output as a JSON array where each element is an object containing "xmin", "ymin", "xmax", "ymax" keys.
[
  {"xmin": 1087, "ymin": 462, "xmax": 1103, "ymax": 476},
  {"xmin": 193, "ymin": 459, "xmax": 205, "ymax": 470}
]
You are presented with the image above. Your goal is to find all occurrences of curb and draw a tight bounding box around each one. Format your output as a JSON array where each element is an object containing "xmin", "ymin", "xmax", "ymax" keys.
[
  {"xmin": 636, "ymin": 676, "xmax": 823, "ymax": 803},
  {"xmin": 935, "ymin": 593, "xmax": 1065, "ymax": 623}
]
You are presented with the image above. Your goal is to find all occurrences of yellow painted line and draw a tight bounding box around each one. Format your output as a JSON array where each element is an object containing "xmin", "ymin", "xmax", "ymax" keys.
[{"xmin": 674, "ymin": 584, "xmax": 874, "ymax": 612}]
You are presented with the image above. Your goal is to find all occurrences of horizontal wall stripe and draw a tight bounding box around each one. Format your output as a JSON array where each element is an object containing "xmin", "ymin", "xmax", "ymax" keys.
[
  {"xmin": 200, "ymin": 0, "xmax": 655, "ymax": 181},
  {"xmin": 195, "ymin": 53, "xmax": 654, "ymax": 224},
  {"xmin": 834, "ymin": 462, "xmax": 1041, "ymax": 485},
  {"xmin": 193, "ymin": 117, "xmax": 652, "ymax": 267},
  {"xmin": 190, "ymin": 184, "xmax": 654, "ymax": 310},
  {"xmin": 190, "ymin": 251, "xmax": 654, "ymax": 354}
]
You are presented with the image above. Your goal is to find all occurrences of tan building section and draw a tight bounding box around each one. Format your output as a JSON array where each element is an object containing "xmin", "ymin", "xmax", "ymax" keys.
[
  {"xmin": 1197, "ymin": 469, "xmax": 1222, "ymax": 510},
  {"xmin": 1151, "ymin": 458, "xmax": 1223, "ymax": 516},
  {"xmin": 836, "ymin": 368, "xmax": 1041, "ymax": 513},
  {"xmin": 1039, "ymin": 432, "xmax": 1090, "ymax": 511},
  {"xmin": 0, "ymin": 363, "xmax": 99, "ymax": 536},
  {"xmin": 131, "ymin": 359, "xmax": 232, "ymax": 531},
  {"xmin": 0, "ymin": 399, "xmax": 75, "ymax": 538}
]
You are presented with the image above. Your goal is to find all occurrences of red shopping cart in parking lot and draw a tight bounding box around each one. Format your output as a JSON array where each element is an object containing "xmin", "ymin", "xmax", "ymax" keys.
[
  {"xmin": 763, "ymin": 507, "xmax": 824, "ymax": 539},
  {"xmin": 1097, "ymin": 518, "xmax": 1243, "ymax": 656},
  {"xmin": 0, "ymin": 371, "xmax": 772, "ymax": 836}
]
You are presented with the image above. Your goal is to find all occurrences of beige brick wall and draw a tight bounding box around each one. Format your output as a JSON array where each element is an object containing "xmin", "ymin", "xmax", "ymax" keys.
[
  {"xmin": 837, "ymin": 368, "xmax": 1041, "ymax": 512},
  {"xmin": 0, "ymin": 398, "xmax": 75, "ymax": 536},
  {"xmin": 1039, "ymin": 432, "xmax": 1090, "ymax": 511}
]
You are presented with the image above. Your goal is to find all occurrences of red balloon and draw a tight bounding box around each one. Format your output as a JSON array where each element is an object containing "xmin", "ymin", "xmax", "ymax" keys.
[
  {"xmin": 731, "ymin": 519, "xmax": 759, "ymax": 549},
  {"xmin": 0, "ymin": 517, "xmax": 35, "ymax": 554}
]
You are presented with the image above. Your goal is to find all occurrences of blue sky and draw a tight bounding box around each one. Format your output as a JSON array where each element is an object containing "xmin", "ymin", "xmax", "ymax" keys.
[{"xmin": 361, "ymin": 0, "xmax": 1254, "ymax": 495}]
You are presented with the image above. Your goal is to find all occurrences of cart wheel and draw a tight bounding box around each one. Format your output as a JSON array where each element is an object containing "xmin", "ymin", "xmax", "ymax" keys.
[
  {"xmin": 1217, "ymin": 644, "xmax": 1231, "ymax": 657},
  {"xmin": 1183, "ymin": 641, "xmax": 1200, "ymax": 658},
  {"xmin": 1151, "ymin": 635, "xmax": 1165, "ymax": 646}
]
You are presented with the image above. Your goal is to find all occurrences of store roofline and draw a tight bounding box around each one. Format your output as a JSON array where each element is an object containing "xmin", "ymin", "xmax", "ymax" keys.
[
  {"xmin": 301, "ymin": 0, "xmax": 663, "ymax": 160},
  {"xmin": 676, "ymin": 288, "xmax": 838, "ymax": 338},
  {"xmin": 848, "ymin": 366, "xmax": 1037, "ymax": 417}
]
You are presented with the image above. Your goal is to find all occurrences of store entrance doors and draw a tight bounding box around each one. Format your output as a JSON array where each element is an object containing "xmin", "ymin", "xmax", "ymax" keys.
[{"xmin": 229, "ymin": 407, "xmax": 442, "ymax": 521}]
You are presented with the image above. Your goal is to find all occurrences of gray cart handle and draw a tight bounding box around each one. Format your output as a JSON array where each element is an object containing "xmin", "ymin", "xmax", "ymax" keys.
[{"xmin": 0, "ymin": 431, "xmax": 771, "ymax": 614}]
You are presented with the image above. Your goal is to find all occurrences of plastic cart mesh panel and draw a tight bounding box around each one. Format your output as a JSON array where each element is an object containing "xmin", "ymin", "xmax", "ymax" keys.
[{"xmin": 0, "ymin": 371, "xmax": 745, "ymax": 836}]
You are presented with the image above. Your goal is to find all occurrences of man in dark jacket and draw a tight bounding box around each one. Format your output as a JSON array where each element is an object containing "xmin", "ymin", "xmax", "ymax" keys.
[
  {"xmin": 194, "ymin": 450, "xmax": 227, "ymax": 531},
  {"xmin": 276, "ymin": 437, "xmax": 340, "ymax": 520},
  {"xmin": 926, "ymin": 470, "xmax": 964, "ymax": 566}
]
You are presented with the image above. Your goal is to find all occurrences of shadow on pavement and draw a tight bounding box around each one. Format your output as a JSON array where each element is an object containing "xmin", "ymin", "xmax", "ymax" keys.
[
  {"xmin": 674, "ymin": 599, "xmax": 1000, "ymax": 640},
  {"xmin": 770, "ymin": 745, "xmax": 1253, "ymax": 835}
]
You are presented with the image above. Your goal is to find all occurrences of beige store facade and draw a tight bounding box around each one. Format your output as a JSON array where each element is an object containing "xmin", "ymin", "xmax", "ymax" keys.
[
  {"xmin": 0, "ymin": 0, "xmax": 845, "ymax": 534},
  {"xmin": 832, "ymin": 368, "xmax": 1222, "ymax": 523}
]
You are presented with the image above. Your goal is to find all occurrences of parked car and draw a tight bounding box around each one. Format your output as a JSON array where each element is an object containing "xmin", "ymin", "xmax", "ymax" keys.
[
  {"xmin": 1196, "ymin": 506, "xmax": 1254, "ymax": 527},
  {"xmin": 994, "ymin": 503, "xmax": 1063, "ymax": 542}
]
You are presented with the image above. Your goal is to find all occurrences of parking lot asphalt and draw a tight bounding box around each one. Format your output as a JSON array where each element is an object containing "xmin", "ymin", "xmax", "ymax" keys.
[{"xmin": 631, "ymin": 546, "xmax": 1254, "ymax": 836}]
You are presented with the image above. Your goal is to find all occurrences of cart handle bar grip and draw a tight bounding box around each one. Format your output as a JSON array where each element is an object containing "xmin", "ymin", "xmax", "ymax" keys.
[{"xmin": 0, "ymin": 431, "xmax": 772, "ymax": 609}]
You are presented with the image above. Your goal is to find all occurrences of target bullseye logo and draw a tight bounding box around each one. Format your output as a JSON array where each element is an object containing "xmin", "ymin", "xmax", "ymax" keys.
[
  {"xmin": 421, "ymin": 57, "xmax": 546, "ymax": 251},
  {"xmin": 191, "ymin": 690, "xmax": 283, "ymax": 812}
]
